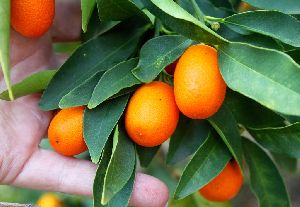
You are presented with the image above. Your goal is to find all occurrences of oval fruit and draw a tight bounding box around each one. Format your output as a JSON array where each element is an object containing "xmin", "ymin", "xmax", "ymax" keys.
[
  {"xmin": 48, "ymin": 106, "xmax": 87, "ymax": 156},
  {"xmin": 125, "ymin": 81, "xmax": 179, "ymax": 147},
  {"xmin": 174, "ymin": 44, "xmax": 226, "ymax": 119}
]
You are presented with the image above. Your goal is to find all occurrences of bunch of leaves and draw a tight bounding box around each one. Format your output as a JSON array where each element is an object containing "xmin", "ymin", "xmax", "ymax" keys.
[{"xmin": 1, "ymin": 0, "xmax": 300, "ymax": 206}]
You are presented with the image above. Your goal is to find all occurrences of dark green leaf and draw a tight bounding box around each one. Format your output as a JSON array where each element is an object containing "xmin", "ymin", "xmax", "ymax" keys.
[
  {"xmin": 40, "ymin": 23, "xmax": 147, "ymax": 110},
  {"xmin": 81, "ymin": 8, "xmax": 120, "ymax": 42},
  {"xmin": 243, "ymin": 0, "xmax": 300, "ymax": 14},
  {"xmin": 225, "ymin": 90, "xmax": 284, "ymax": 128},
  {"xmin": 136, "ymin": 145, "xmax": 160, "ymax": 168},
  {"xmin": 132, "ymin": 35, "xmax": 193, "ymax": 83},
  {"xmin": 0, "ymin": 70, "xmax": 56, "ymax": 101},
  {"xmin": 102, "ymin": 125, "xmax": 136, "ymax": 204},
  {"xmin": 167, "ymin": 116, "xmax": 210, "ymax": 165},
  {"xmin": 88, "ymin": 58, "xmax": 140, "ymax": 108},
  {"xmin": 249, "ymin": 122, "xmax": 300, "ymax": 158},
  {"xmin": 220, "ymin": 26, "xmax": 283, "ymax": 50},
  {"xmin": 105, "ymin": 166, "xmax": 135, "ymax": 207},
  {"xmin": 219, "ymin": 42, "xmax": 300, "ymax": 116},
  {"xmin": 174, "ymin": 132, "xmax": 231, "ymax": 199},
  {"xmin": 93, "ymin": 138, "xmax": 113, "ymax": 207},
  {"xmin": 272, "ymin": 153, "xmax": 298, "ymax": 173},
  {"xmin": 97, "ymin": 0, "xmax": 148, "ymax": 21},
  {"xmin": 59, "ymin": 71, "xmax": 103, "ymax": 108},
  {"xmin": 142, "ymin": 0, "xmax": 227, "ymax": 44},
  {"xmin": 81, "ymin": 0, "xmax": 96, "ymax": 32},
  {"xmin": 243, "ymin": 138, "xmax": 291, "ymax": 207},
  {"xmin": 0, "ymin": 0, "xmax": 13, "ymax": 100},
  {"xmin": 223, "ymin": 11, "xmax": 300, "ymax": 47},
  {"xmin": 84, "ymin": 95, "xmax": 129, "ymax": 163},
  {"xmin": 208, "ymin": 105, "xmax": 243, "ymax": 169}
]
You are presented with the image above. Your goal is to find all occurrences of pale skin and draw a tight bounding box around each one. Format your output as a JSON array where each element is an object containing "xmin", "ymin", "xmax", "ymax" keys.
[{"xmin": 0, "ymin": 1, "xmax": 169, "ymax": 206}]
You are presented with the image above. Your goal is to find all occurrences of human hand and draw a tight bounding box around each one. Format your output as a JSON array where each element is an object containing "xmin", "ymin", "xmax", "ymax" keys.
[{"xmin": 0, "ymin": 1, "xmax": 169, "ymax": 206}]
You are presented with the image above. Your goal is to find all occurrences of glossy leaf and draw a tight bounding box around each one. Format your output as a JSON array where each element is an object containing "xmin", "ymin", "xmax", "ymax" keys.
[
  {"xmin": 97, "ymin": 0, "xmax": 147, "ymax": 21},
  {"xmin": 82, "ymin": 8, "xmax": 120, "ymax": 42},
  {"xmin": 0, "ymin": 70, "xmax": 56, "ymax": 101},
  {"xmin": 225, "ymin": 90, "xmax": 284, "ymax": 128},
  {"xmin": 249, "ymin": 122, "xmax": 300, "ymax": 158},
  {"xmin": 0, "ymin": 0, "xmax": 13, "ymax": 100},
  {"xmin": 59, "ymin": 72, "xmax": 103, "ymax": 108},
  {"xmin": 89, "ymin": 58, "xmax": 140, "ymax": 108},
  {"xmin": 40, "ymin": 24, "xmax": 147, "ymax": 110},
  {"xmin": 167, "ymin": 116, "xmax": 210, "ymax": 165},
  {"xmin": 219, "ymin": 42, "xmax": 300, "ymax": 116},
  {"xmin": 94, "ymin": 140, "xmax": 112, "ymax": 207},
  {"xmin": 208, "ymin": 105, "xmax": 243, "ymax": 169},
  {"xmin": 136, "ymin": 145, "xmax": 160, "ymax": 168},
  {"xmin": 223, "ymin": 11, "xmax": 300, "ymax": 47},
  {"xmin": 81, "ymin": 0, "xmax": 96, "ymax": 32},
  {"xmin": 132, "ymin": 35, "xmax": 193, "ymax": 83},
  {"xmin": 243, "ymin": 139, "xmax": 291, "ymax": 207},
  {"xmin": 141, "ymin": 0, "xmax": 227, "ymax": 44},
  {"xmin": 84, "ymin": 95, "xmax": 129, "ymax": 163},
  {"xmin": 174, "ymin": 132, "xmax": 231, "ymax": 199},
  {"xmin": 102, "ymin": 125, "xmax": 136, "ymax": 204},
  {"xmin": 243, "ymin": 0, "xmax": 300, "ymax": 14}
]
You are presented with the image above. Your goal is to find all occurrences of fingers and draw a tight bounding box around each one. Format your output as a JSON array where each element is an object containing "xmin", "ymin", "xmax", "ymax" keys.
[
  {"xmin": 51, "ymin": 0, "xmax": 81, "ymax": 42},
  {"xmin": 11, "ymin": 149, "xmax": 169, "ymax": 207}
]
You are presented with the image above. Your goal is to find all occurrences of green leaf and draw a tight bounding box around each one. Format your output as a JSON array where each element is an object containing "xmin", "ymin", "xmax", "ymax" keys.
[
  {"xmin": 167, "ymin": 116, "xmax": 210, "ymax": 165},
  {"xmin": 0, "ymin": 0, "xmax": 13, "ymax": 100},
  {"xmin": 219, "ymin": 42, "xmax": 300, "ymax": 116},
  {"xmin": 174, "ymin": 132, "xmax": 231, "ymax": 200},
  {"xmin": 82, "ymin": 8, "xmax": 120, "ymax": 42},
  {"xmin": 40, "ymin": 23, "xmax": 148, "ymax": 110},
  {"xmin": 84, "ymin": 95, "xmax": 129, "ymax": 163},
  {"xmin": 223, "ymin": 11, "xmax": 300, "ymax": 47},
  {"xmin": 93, "ymin": 139, "xmax": 113, "ymax": 207},
  {"xmin": 141, "ymin": 0, "xmax": 227, "ymax": 44},
  {"xmin": 132, "ymin": 35, "xmax": 193, "ymax": 83},
  {"xmin": 243, "ymin": 0, "xmax": 300, "ymax": 14},
  {"xmin": 59, "ymin": 72, "xmax": 104, "ymax": 108},
  {"xmin": 208, "ymin": 105, "xmax": 243, "ymax": 169},
  {"xmin": 81, "ymin": 0, "xmax": 96, "ymax": 32},
  {"xmin": 136, "ymin": 145, "xmax": 160, "ymax": 168},
  {"xmin": 243, "ymin": 139, "xmax": 291, "ymax": 207},
  {"xmin": 105, "ymin": 166, "xmax": 135, "ymax": 207},
  {"xmin": 272, "ymin": 153, "xmax": 298, "ymax": 173},
  {"xmin": 225, "ymin": 90, "xmax": 285, "ymax": 128},
  {"xmin": 88, "ymin": 58, "xmax": 141, "ymax": 108},
  {"xmin": 97, "ymin": 0, "xmax": 148, "ymax": 21},
  {"xmin": 249, "ymin": 122, "xmax": 300, "ymax": 158},
  {"xmin": 0, "ymin": 70, "xmax": 56, "ymax": 101},
  {"xmin": 102, "ymin": 125, "xmax": 136, "ymax": 205}
]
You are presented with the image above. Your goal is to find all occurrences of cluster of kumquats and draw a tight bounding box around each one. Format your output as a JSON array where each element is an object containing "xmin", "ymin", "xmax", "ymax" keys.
[
  {"xmin": 47, "ymin": 44, "xmax": 243, "ymax": 202},
  {"xmin": 11, "ymin": 0, "xmax": 243, "ymax": 203}
]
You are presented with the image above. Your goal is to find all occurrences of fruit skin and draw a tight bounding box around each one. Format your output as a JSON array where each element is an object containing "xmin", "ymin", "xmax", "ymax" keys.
[
  {"xmin": 36, "ymin": 193, "xmax": 62, "ymax": 207},
  {"xmin": 174, "ymin": 44, "xmax": 226, "ymax": 119},
  {"xmin": 11, "ymin": 0, "xmax": 55, "ymax": 38},
  {"xmin": 199, "ymin": 160, "xmax": 243, "ymax": 202},
  {"xmin": 125, "ymin": 81, "xmax": 179, "ymax": 147},
  {"xmin": 48, "ymin": 106, "xmax": 87, "ymax": 156}
]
